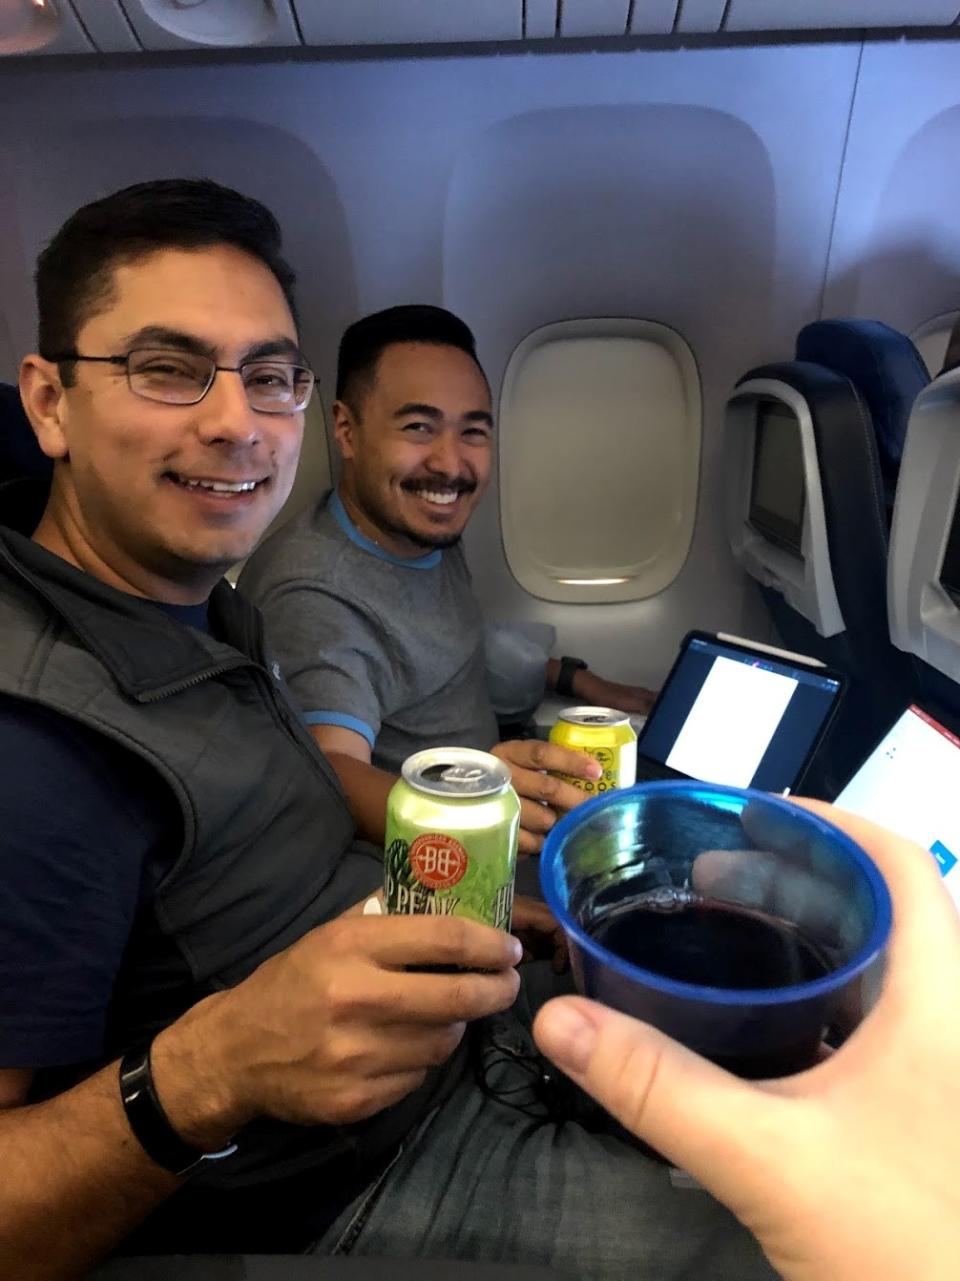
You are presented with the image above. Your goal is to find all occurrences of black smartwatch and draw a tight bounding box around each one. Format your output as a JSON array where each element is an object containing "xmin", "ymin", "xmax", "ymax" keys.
[
  {"xmin": 119, "ymin": 1044, "xmax": 237, "ymax": 1177},
  {"xmin": 555, "ymin": 655, "xmax": 588, "ymax": 700}
]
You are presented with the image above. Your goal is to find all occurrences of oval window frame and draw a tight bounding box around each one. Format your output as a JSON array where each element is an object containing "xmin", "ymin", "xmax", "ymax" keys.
[{"xmin": 498, "ymin": 317, "xmax": 702, "ymax": 604}]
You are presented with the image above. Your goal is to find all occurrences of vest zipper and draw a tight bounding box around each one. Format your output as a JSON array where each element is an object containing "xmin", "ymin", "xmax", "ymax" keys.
[{"xmin": 135, "ymin": 658, "xmax": 253, "ymax": 703}]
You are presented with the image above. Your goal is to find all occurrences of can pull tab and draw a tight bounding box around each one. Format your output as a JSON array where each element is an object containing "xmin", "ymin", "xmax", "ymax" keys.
[{"xmin": 441, "ymin": 765, "xmax": 488, "ymax": 785}]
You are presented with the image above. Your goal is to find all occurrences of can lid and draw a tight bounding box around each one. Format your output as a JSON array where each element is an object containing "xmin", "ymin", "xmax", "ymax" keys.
[
  {"xmin": 401, "ymin": 747, "xmax": 512, "ymax": 798},
  {"xmin": 557, "ymin": 706, "xmax": 632, "ymax": 727}
]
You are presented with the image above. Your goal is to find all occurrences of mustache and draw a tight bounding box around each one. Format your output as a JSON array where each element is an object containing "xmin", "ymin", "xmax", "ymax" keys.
[{"xmin": 401, "ymin": 475, "xmax": 477, "ymax": 495}]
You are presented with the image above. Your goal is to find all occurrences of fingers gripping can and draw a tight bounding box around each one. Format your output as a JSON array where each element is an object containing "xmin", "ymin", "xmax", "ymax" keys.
[
  {"xmin": 549, "ymin": 707, "xmax": 638, "ymax": 797},
  {"xmin": 384, "ymin": 747, "xmax": 521, "ymax": 930}
]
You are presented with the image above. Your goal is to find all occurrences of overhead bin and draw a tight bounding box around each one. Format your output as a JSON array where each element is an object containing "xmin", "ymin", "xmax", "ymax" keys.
[
  {"xmin": 525, "ymin": 0, "xmax": 557, "ymax": 37},
  {"xmin": 559, "ymin": 0, "xmax": 630, "ymax": 37},
  {"xmin": 725, "ymin": 0, "xmax": 960, "ymax": 30},
  {"xmin": 0, "ymin": 1, "xmax": 92, "ymax": 56},
  {"xmin": 115, "ymin": 0, "xmax": 301, "ymax": 51},
  {"xmin": 676, "ymin": 0, "xmax": 726, "ymax": 32},
  {"xmin": 628, "ymin": 1, "xmax": 681, "ymax": 34},
  {"xmin": 69, "ymin": 2, "xmax": 140, "ymax": 52},
  {"xmin": 293, "ymin": 0, "xmax": 522, "ymax": 45},
  {"xmin": 4, "ymin": 0, "xmax": 960, "ymax": 60}
]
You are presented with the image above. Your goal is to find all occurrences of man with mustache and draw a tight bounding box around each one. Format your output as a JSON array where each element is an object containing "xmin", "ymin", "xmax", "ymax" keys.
[{"xmin": 240, "ymin": 306, "xmax": 655, "ymax": 852}]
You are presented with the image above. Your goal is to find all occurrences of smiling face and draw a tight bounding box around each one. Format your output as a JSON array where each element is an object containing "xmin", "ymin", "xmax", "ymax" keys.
[
  {"xmin": 22, "ymin": 244, "xmax": 305, "ymax": 601},
  {"xmin": 334, "ymin": 341, "xmax": 493, "ymax": 557}
]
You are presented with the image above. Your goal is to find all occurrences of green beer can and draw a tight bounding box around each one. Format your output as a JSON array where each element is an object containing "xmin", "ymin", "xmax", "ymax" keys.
[{"xmin": 384, "ymin": 747, "xmax": 521, "ymax": 930}]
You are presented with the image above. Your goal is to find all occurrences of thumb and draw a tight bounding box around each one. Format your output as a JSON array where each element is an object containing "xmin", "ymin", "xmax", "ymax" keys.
[{"xmin": 533, "ymin": 996, "xmax": 790, "ymax": 1208}]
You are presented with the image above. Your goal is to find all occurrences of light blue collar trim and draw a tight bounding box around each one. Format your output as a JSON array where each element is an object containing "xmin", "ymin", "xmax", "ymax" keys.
[{"xmin": 330, "ymin": 489, "xmax": 442, "ymax": 570}]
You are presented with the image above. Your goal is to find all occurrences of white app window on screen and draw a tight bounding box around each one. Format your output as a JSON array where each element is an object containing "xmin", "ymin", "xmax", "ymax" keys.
[
  {"xmin": 836, "ymin": 708, "xmax": 960, "ymax": 907},
  {"xmin": 666, "ymin": 656, "xmax": 797, "ymax": 787}
]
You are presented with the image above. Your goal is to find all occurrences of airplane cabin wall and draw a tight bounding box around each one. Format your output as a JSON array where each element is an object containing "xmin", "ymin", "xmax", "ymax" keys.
[
  {"xmin": 0, "ymin": 38, "xmax": 957, "ymax": 686},
  {"xmin": 824, "ymin": 40, "xmax": 960, "ymax": 336}
]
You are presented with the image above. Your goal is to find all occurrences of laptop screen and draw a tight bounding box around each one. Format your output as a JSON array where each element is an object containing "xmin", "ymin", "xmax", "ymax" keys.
[
  {"xmin": 638, "ymin": 634, "xmax": 842, "ymax": 792},
  {"xmin": 835, "ymin": 705, "xmax": 960, "ymax": 907}
]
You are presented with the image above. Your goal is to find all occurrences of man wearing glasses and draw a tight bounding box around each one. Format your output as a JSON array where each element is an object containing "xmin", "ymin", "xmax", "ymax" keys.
[{"xmin": 0, "ymin": 180, "xmax": 772, "ymax": 1280}]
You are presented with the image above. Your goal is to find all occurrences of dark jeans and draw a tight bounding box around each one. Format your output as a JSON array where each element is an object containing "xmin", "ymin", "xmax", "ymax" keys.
[{"xmin": 314, "ymin": 972, "xmax": 775, "ymax": 1281}]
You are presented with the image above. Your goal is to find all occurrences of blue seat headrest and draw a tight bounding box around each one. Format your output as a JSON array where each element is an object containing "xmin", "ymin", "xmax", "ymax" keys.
[
  {"xmin": 736, "ymin": 360, "xmax": 889, "ymax": 642},
  {"xmin": 0, "ymin": 382, "xmax": 52, "ymax": 485},
  {"xmin": 795, "ymin": 320, "xmax": 929, "ymax": 505}
]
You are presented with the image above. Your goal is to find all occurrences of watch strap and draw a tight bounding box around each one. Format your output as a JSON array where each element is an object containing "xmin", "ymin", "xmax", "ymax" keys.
[
  {"xmin": 555, "ymin": 655, "xmax": 588, "ymax": 700},
  {"xmin": 119, "ymin": 1043, "xmax": 237, "ymax": 1177}
]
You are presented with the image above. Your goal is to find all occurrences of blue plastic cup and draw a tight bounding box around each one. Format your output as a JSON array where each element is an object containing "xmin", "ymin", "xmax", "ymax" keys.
[{"xmin": 540, "ymin": 781, "xmax": 892, "ymax": 1077}]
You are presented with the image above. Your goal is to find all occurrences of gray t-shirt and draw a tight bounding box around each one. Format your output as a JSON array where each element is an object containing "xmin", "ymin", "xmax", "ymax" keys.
[{"xmin": 238, "ymin": 489, "xmax": 499, "ymax": 774}]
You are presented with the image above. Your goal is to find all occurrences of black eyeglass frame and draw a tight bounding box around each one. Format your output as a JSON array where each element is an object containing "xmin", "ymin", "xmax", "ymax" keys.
[{"xmin": 45, "ymin": 348, "xmax": 316, "ymax": 415}]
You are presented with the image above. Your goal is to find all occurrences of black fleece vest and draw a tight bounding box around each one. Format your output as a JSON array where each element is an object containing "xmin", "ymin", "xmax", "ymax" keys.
[{"xmin": 0, "ymin": 485, "xmax": 452, "ymax": 1252}]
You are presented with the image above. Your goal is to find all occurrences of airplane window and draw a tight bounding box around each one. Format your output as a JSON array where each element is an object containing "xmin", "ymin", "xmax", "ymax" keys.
[
  {"xmin": 938, "ymin": 494, "xmax": 960, "ymax": 606},
  {"xmin": 498, "ymin": 319, "xmax": 700, "ymax": 604},
  {"xmin": 749, "ymin": 400, "xmax": 806, "ymax": 557}
]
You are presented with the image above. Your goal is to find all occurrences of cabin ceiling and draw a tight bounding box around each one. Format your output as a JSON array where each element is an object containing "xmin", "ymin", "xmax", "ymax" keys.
[{"xmin": 4, "ymin": 0, "xmax": 960, "ymax": 59}]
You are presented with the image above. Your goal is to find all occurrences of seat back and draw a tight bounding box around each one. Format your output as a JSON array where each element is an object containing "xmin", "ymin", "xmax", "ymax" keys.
[
  {"xmin": 888, "ymin": 366, "xmax": 960, "ymax": 730},
  {"xmin": 0, "ymin": 381, "xmax": 51, "ymax": 488},
  {"xmin": 725, "ymin": 360, "xmax": 914, "ymax": 794},
  {"xmin": 911, "ymin": 309, "xmax": 960, "ymax": 378},
  {"xmin": 795, "ymin": 319, "xmax": 929, "ymax": 516}
]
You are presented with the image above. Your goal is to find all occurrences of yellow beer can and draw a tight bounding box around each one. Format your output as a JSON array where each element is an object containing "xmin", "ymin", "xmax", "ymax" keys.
[{"xmin": 549, "ymin": 706, "xmax": 638, "ymax": 796}]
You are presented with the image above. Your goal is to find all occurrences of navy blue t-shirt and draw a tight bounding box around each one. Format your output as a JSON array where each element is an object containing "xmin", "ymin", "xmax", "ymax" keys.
[{"xmin": 0, "ymin": 599, "xmax": 208, "ymax": 1070}]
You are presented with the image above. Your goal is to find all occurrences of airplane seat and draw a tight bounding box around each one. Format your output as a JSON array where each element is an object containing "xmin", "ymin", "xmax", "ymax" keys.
[
  {"xmin": 794, "ymin": 319, "xmax": 929, "ymax": 516},
  {"xmin": 888, "ymin": 366, "xmax": 960, "ymax": 732},
  {"xmin": 911, "ymin": 310, "xmax": 960, "ymax": 379},
  {"xmin": 725, "ymin": 360, "xmax": 915, "ymax": 796},
  {"xmin": 0, "ymin": 381, "xmax": 51, "ymax": 488},
  {"xmin": 88, "ymin": 1256, "xmax": 560, "ymax": 1279}
]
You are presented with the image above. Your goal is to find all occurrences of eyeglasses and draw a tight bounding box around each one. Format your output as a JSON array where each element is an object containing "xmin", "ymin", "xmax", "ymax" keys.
[{"xmin": 48, "ymin": 347, "xmax": 315, "ymax": 415}]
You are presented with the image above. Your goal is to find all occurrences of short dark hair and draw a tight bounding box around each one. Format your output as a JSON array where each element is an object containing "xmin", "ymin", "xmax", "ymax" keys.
[
  {"xmin": 336, "ymin": 304, "xmax": 482, "ymax": 411},
  {"xmin": 36, "ymin": 178, "xmax": 298, "ymax": 384}
]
